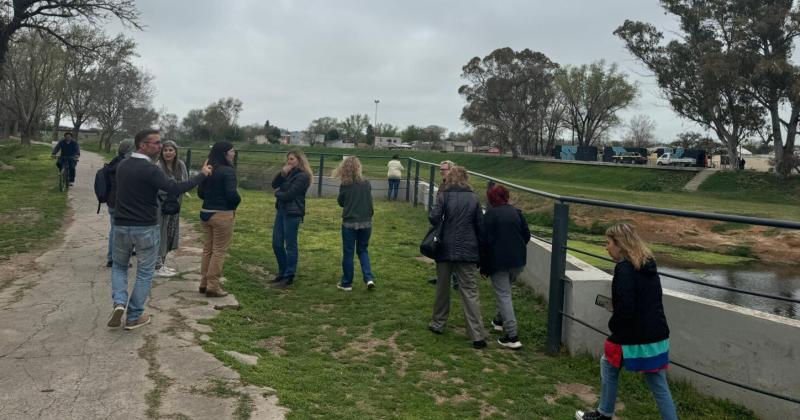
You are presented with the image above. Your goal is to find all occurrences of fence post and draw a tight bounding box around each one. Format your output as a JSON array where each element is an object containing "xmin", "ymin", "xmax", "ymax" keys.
[
  {"xmin": 405, "ymin": 157, "xmax": 412, "ymax": 202},
  {"xmin": 317, "ymin": 154, "xmax": 325, "ymax": 197},
  {"xmin": 546, "ymin": 202, "xmax": 570, "ymax": 356},
  {"xmin": 185, "ymin": 149, "xmax": 192, "ymax": 171},
  {"xmin": 428, "ymin": 164, "xmax": 435, "ymax": 210},
  {"xmin": 413, "ymin": 161, "xmax": 420, "ymax": 207}
]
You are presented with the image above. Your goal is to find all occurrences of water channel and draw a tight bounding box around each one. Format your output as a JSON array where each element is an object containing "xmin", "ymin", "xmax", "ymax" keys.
[{"xmin": 657, "ymin": 261, "xmax": 800, "ymax": 321}]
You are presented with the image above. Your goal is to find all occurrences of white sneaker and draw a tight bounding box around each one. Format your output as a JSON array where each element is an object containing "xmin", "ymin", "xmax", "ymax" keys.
[
  {"xmin": 337, "ymin": 284, "xmax": 352, "ymax": 291},
  {"xmin": 155, "ymin": 267, "xmax": 176, "ymax": 277},
  {"xmin": 163, "ymin": 266, "xmax": 178, "ymax": 274},
  {"xmin": 366, "ymin": 280, "xmax": 375, "ymax": 290}
]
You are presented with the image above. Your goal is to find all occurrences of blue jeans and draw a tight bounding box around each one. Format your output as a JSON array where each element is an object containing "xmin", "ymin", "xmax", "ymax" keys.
[
  {"xmin": 111, "ymin": 225, "xmax": 159, "ymax": 322},
  {"xmin": 272, "ymin": 209, "xmax": 302, "ymax": 278},
  {"xmin": 107, "ymin": 207, "xmax": 115, "ymax": 264},
  {"xmin": 340, "ymin": 226, "xmax": 375, "ymax": 287},
  {"xmin": 387, "ymin": 178, "xmax": 400, "ymax": 200},
  {"xmin": 598, "ymin": 355, "xmax": 678, "ymax": 420}
]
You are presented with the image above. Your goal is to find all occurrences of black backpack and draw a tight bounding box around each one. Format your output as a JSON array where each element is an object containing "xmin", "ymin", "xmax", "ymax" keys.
[
  {"xmin": 94, "ymin": 164, "xmax": 112, "ymax": 213},
  {"xmin": 161, "ymin": 194, "xmax": 181, "ymax": 215}
]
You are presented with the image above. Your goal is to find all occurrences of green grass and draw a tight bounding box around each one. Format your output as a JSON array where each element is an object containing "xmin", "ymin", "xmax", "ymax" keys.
[
  {"xmin": 181, "ymin": 191, "xmax": 755, "ymax": 419},
  {"xmin": 0, "ymin": 140, "xmax": 68, "ymax": 260}
]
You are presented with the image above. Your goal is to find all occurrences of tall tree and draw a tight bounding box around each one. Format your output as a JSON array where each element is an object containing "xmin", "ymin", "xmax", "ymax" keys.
[
  {"xmin": 459, "ymin": 47, "xmax": 559, "ymax": 157},
  {"xmin": 307, "ymin": 116, "xmax": 339, "ymax": 144},
  {"xmin": 158, "ymin": 110, "xmax": 179, "ymax": 141},
  {"xmin": 0, "ymin": 30, "xmax": 61, "ymax": 144},
  {"xmin": 341, "ymin": 113, "xmax": 369, "ymax": 145},
  {"xmin": 376, "ymin": 123, "xmax": 399, "ymax": 137},
  {"xmin": 400, "ymin": 125, "xmax": 424, "ymax": 144},
  {"xmin": 555, "ymin": 60, "xmax": 638, "ymax": 147},
  {"xmin": 615, "ymin": 11, "xmax": 764, "ymax": 170},
  {"xmin": 0, "ymin": 0, "xmax": 140, "ymax": 79},
  {"xmin": 623, "ymin": 114, "xmax": 657, "ymax": 148}
]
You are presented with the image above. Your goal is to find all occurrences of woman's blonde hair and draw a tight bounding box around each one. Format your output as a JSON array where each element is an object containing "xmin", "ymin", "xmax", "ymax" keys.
[
  {"xmin": 443, "ymin": 165, "xmax": 471, "ymax": 190},
  {"xmin": 332, "ymin": 155, "xmax": 364, "ymax": 185},
  {"xmin": 605, "ymin": 223, "xmax": 654, "ymax": 270},
  {"xmin": 287, "ymin": 150, "xmax": 314, "ymax": 182}
]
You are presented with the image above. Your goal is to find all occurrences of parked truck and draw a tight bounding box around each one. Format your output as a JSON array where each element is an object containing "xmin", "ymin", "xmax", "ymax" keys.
[{"xmin": 656, "ymin": 153, "xmax": 696, "ymax": 167}]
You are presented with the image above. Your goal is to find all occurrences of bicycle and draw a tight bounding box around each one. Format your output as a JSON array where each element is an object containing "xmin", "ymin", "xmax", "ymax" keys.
[{"xmin": 54, "ymin": 156, "xmax": 77, "ymax": 192}]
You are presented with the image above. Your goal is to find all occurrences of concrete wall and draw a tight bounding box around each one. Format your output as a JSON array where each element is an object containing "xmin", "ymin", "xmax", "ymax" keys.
[{"xmin": 522, "ymin": 238, "xmax": 800, "ymax": 419}]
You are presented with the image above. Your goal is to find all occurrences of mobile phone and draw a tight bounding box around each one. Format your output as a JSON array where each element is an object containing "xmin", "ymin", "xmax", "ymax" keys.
[{"xmin": 595, "ymin": 294, "xmax": 613, "ymax": 312}]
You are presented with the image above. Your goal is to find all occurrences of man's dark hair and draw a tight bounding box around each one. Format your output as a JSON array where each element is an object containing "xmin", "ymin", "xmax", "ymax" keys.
[
  {"xmin": 392, "ymin": 154, "xmax": 399, "ymax": 159},
  {"xmin": 134, "ymin": 129, "xmax": 160, "ymax": 149},
  {"xmin": 207, "ymin": 141, "xmax": 234, "ymax": 167},
  {"xmin": 64, "ymin": 132, "xmax": 73, "ymax": 137}
]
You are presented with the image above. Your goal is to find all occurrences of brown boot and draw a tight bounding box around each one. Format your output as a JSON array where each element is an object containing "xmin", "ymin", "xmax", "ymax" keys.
[{"xmin": 205, "ymin": 289, "xmax": 229, "ymax": 298}]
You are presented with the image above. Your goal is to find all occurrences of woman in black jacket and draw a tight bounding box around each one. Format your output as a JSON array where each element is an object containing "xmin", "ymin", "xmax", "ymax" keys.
[
  {"xmin": 576, "ymin": 224, "xmax": 677, "ymax": 420},
  {"xmin": 427, "ymin": 166, "xmax": 487, "ymax": 349},
  {"xmin": 481, "ymin": 185, "xmax": 530, "ymax": 350},
  {"xmin": 270, "ymin": 150, "xmax": 312, "ymax": 288},
  {"xmin": 197, "ymin": 142, "xmax": 241, "ymax": 298}
]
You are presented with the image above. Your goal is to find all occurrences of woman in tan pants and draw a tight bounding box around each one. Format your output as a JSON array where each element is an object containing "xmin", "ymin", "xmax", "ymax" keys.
[{"xmin": 197, "ymin": 142, "xmax": 241, "ymax": 297}]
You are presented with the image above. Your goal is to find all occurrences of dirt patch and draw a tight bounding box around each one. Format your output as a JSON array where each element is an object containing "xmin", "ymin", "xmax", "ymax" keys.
[
  {"xmin": 479, "ymin": 400, "xmax": 504, "ymax": 418},
  {"xmin": 434, "ymin": 390, "xmax": 472, "ymax": 405},
  {"xmin": 311, "ymin": 304, "xmax": 335, "ymax": 313},
  {"xmin": 332, "ymin": 327, "xmax": 415, "ymax": 377},
  {"xmin": 0, "ymin": 207, "xmax": 41, "ymax": 226},
  {"xmin": 421, "ymin": 370, "xmax": 447, "ymax": 381},
  {"xmin": 255, "ymin": 336, "xmax": 287, "ymax": 357},
  {"xmin": 414, "ymin": 256, "xmax": 435, "ymax": 264},
  {"xmin": 545, "ymin": 383, "xmax": 625, "ymax": 413},
  {"xmin": 572, "ymin": 208, "xmax": 800, "ymax": 264}
]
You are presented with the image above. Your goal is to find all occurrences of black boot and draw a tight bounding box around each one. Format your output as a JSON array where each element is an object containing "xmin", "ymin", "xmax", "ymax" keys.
[
  {"xmin": 270, "ymin": 275, "xmax": 284, "ymax": 283},
  {"xmin": 275, "ymin": 276, "xmax": 294, "ymax": 289}
]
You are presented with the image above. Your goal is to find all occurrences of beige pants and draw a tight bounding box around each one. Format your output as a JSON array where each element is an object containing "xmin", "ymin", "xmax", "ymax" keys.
[{"xmin": 200, "ymin": 211, "xmax": 235, "ymax": 293}]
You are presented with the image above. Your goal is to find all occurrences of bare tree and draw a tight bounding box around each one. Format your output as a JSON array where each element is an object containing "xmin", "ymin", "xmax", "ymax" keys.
[
  {"xmin": 0, "ymin": 30, "xmax": 62, "ymax": 145},
  {"xmin": 341, "ymin": 113, "xmax": 369, "ymax": 146},
  {"xmin": 623, "ymin": 114, "xmax": 657, "ymax": 148},
  {"xmin": 0, "ymin": 0, "xmax": 140, "ymax": 80}
]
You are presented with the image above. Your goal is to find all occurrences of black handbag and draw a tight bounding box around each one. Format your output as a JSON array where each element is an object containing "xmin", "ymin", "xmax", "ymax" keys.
[
  {"xmin": 161, "ymin": 195, "xmax": 181, "ymax": 215},
  {"xmin": 420, "ymin": 193, "xmax": 446, "ymax": 258}
]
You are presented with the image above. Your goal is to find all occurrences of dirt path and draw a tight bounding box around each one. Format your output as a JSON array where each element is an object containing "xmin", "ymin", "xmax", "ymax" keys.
[{"xmin": 0, "ymin": 150, "xmax": 287, "ymax": 419}]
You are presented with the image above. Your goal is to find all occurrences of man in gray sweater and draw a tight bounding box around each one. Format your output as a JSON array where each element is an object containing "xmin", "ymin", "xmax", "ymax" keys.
[{"xmin": 108, "ymin": 129, "xmax": 212, "ymax": 330}]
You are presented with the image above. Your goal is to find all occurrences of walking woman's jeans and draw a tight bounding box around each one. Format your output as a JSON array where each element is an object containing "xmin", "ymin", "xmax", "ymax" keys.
[
  {"xmin": 490, "ymin": 268, "xmax": 521, "ymax": 338},
  {"xmin": 201, "ymin": 211, "xmax": 235, "ymax": 293},
  {"xmin": 387, "ymin": 178, "xmax": 400, "ymax": 200},
  {"xmin": 272, "ymin": 209, "xmax": 302, "ymax": 278},
  {"xmin": 111, "ymin": 225, "xmax": 159, "ymax": 323},
  {"xmin": 340, "ymin": 225, "xmax": 375, "ymax": 287},
  {"xmin": 598, "ymin": 355, "xmax": 678, "ymax": 420}
]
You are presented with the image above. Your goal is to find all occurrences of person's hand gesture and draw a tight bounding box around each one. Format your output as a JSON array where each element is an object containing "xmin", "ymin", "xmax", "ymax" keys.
[
  {"xmin": 201, "ymin": 160, "xmax": 213, "ymax": 176},
  {"xmin": 281, "ymin": 164, "xmax": 292, "ymax": 175}
]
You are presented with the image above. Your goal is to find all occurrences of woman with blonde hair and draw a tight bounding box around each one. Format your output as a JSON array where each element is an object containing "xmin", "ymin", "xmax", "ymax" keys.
[
  {"xmin": 270, "ymin": 150, "xmax": 313, "ymax": 288},
  {"xmin": 576, "ymin": 223, "xmax": 677, "ymax": 420},
  {"xmin": 333, "ymin": 156, "xmax": 375, "ymax": 291},
  {"xmin": 155, "ymin": 140, "xmax": 188, "ymax": 277},
  {"xmin": 427, "ymin": 165, "xmax": 487, "ymax": 349}
]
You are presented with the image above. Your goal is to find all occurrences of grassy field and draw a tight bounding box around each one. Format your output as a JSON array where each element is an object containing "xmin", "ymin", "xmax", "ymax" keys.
[
  {"xmin": 0, "ymin": 140, "xmax": 68, "ymax": 260},
  {"xmin": 180, "ymin": 191, "xmax": 755, "ymax": 419}
]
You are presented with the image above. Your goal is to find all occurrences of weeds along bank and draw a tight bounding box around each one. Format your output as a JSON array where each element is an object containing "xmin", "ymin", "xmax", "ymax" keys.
[{"xmin": 178, "ymin": 191, "xmax": 756, "ymax": 419}]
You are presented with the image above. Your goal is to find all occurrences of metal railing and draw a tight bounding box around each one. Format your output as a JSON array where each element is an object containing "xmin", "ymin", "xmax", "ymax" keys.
[{"xmin": 185, "ymin": 148, "xmax": 800, "ymax": 405}]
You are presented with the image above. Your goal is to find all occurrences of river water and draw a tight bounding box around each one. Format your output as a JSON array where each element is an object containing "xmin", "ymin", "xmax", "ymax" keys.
[{"xmin": 657, "ymin": 263, "xmax": 800, "ymax": 321}]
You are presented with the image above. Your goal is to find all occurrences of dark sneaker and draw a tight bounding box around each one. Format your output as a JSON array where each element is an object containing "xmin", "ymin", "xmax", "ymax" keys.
[
  {"xmin": 472, "ymin": 340, "xmax": 487, "ymax": 349},
  {"xmin": 105, "ymin": 261, "xmax": 113, "ymax": 268},
  {"xmin": 124, "ymin": 314, "xmax": 152, "ymax": 330},
  {"xmin": 575, "ymin": 410, "xmax": 611, "ymax": 420},
  {"xmin": 366, "ymin": 280, "xmax": 375, "ymax": 290},
  {"xmin": 205, "ymin": 289, "xmax": 229, "ymax": 298},
  {"xmin": 498, "ymin": 335, "xmax": 522, "ymax": 350},
  {"xmin": 337, "ymin": 284, "xmax": 352, "ymax": 291},
  {"xmin": 107, "ymin": 304, "xmax": 125, "ymax": 328},
  {"xmin": 274, "ymin": 276, "xmax": 294, "ymax": 289},
  {"xmin": 428, "ymin": 325, "xmax": 443, "ymax": 335},
  {"xmin": 491, "ymin": 318, "xmax": 504, "ymax": 332},
  {"xmin": 270, "ymin": 275, "xmax": 283, "ymax": 283},
  {"xmin": 199, "ymin": 286, "xmax": 207, "ymax": 294}
]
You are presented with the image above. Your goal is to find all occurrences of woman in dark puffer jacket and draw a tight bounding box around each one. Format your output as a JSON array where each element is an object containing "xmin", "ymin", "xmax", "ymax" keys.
[
  {"xmin": 426, "ymin": 166, "xmax": 487, "ymax": 349},
  {"xmin": 270, "ymin": 150, "xmax": 313, "ymax": 288}
]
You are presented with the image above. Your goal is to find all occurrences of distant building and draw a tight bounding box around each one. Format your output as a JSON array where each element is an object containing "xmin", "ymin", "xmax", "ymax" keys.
[
  {"xmin": 375, "ymin": 136, "xmax": 403, "ymax": 149},
  {"xmin": 326, "ymin": 139, "xmax": 355, "ymax": 149},
  {"xmin": 441, "ymin": 140, "xmax": 473, "ymax": 153},
  {"xmin": 254, "ymin": 135, "xmax": 269, "ymax": 145}
]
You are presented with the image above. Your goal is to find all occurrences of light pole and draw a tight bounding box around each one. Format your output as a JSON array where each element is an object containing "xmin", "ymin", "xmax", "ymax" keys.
[{"xmin": 374, "ymin": 99, "xmax": 380, "ymax": 139}]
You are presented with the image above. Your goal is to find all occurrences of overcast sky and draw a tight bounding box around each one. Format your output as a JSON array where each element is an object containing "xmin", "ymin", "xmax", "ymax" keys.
[{"xmin": 109, "ymin": 0, "xmax": 706, "ymax": 142}]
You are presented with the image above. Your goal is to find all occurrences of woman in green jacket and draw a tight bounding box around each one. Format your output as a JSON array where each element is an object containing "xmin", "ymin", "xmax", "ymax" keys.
[{"xmin": 333, "ymin": 156, "xmax": 375, "ymax": 291}]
